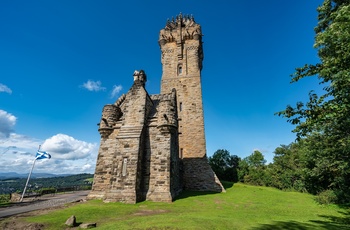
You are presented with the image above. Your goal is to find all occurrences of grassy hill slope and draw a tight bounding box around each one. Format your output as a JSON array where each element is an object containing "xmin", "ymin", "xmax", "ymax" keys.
[{"xmin": 24, "ymin": 182, "xmax": 350, "ymax": 229}]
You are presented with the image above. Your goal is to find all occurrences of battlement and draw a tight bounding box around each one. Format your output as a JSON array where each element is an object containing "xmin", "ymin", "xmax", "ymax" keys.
[
  {"xmin": 164, "ymin": 13, "xmax": 197, "ymax": 30},
  {"xmin": 159, "ymin": 13, "xmax": 202, "ymax": 46}
]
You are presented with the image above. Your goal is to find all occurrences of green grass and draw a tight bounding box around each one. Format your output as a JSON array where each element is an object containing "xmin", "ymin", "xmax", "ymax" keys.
[
  {"xmin": 84, "ymin": 177, "xmax": 94, "ymax": 183},
  {"xmin": 0, "ymin": 203, "xmax": 10, "ymax": 208},
  {"xmin": 25, "ymin": 183, "xmax": 349, "ymax": 229}
]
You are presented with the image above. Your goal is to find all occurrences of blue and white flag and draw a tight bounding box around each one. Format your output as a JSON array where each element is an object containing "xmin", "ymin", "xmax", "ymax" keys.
[{"xmin": 36, "ymin": 150, "xmax": 51, "ymax": 160}]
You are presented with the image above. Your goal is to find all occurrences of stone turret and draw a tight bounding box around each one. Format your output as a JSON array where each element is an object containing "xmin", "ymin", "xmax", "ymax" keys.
[{"xmin": 98, "ymin": 104, "xmax": 122, "ymax": 139}]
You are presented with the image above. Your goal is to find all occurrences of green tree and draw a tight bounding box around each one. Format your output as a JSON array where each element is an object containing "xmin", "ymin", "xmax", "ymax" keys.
[
  {"xmin": 278, "ymin": 1, "xmax": 350, "ymax": 140},
  {"xmin": 237, "ymin": 158, "xmax": 249, "ymax": 182},
  {"xmin": 208, "ymin": 149, "xmax": 239, "ymax": 182},
  {"xmin": 276, "ymin": 0, "xmax": 350, "ymax": 203},
  {"xmin": 245, "ymin": 150, "xmax": 266, "ymax": 168},
  {"xmin": 267, "ymin": 144, "xmax": 306, "ymax": 192},
  {"xmin": 295, "ymin": 134, "xmax": 346, "ymax": 196},
  {"xmin": 238, "ymin": 150, "xmax": 268, "ymax": 186}
]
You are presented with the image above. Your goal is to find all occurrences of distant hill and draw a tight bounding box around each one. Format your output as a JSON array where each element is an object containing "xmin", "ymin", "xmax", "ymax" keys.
[
  {"xmin": 0, "ymin": 172, "xmax": 72, "ymax": 179},
  {"xmin": 0, "ymin": 173, "xmax": 93, "ymax": 194}
]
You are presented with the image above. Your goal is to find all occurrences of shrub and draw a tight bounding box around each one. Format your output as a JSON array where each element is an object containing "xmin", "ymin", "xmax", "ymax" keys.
[
  {"xmin": 0, "ymin": 194, "xmax": 10, "ymax": 203},
  {"xmin": 315, "ymin": 190, "xmax": 338, "ymax": 205}
]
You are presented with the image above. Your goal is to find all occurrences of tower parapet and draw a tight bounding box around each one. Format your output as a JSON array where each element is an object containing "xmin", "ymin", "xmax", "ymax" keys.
[
  {"xmin": 159, "ymin": 13, "xmax": 202, "ymax": 44},
  {"xmin": 159, "ymin": 13, "xmax": 203, "ymax": 73}
]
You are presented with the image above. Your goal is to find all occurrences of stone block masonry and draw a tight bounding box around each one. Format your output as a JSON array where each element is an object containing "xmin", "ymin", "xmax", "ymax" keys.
[{"xmin": 88, "ymin": 14, "xmax": 224, "ymax": 204}]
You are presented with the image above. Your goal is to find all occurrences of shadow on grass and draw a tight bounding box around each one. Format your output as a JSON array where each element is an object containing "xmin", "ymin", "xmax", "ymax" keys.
[
  {"xmin": 311, "ymin": 208, "xmax": 350, "ymax": 227},
  {"xmin": 253, "ymin": 208, "xmax": 350, "ymax": 230},
  {"xmin": 0, "ymin": 203, "xmax": 10, "ymax": 208},
  {"xmin": 221, "ymin": 181, "xmax": 234, "ymax": 190},
  {"xmin": 174, "ymin": 190, "xmax": 218, "ymax": 201},
  {"xmin": 174, "ymin": 181, "xmax": 235, "ymax": 201}
]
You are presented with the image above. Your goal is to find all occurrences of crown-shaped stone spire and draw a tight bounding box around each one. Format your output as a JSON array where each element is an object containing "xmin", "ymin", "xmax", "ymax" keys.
[{"xmin": 159, "ymin": 13, "xmax": 202, "ymax": 48}]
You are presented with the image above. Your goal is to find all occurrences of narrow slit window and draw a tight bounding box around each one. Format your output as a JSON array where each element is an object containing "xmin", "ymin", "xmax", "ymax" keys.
[
  {"xmin": 122, "ymin": 158, "xmax": 127, "ymax": 176},
  {"xmin": 180, "ymin": 148, "xmax": 183, "ymax": 159},
  {"xmin": 179, "ymin": 102, "xmax": 182, "ymax": 111},
  {"xmin": 178, "ymin": 65, "xmax": 182, "ymax": 75}
]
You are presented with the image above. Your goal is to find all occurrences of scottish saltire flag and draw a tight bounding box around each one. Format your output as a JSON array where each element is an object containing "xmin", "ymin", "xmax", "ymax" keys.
[{"xmin": 36, "ymin": 150, "xmax": 51, "ymax": 160}]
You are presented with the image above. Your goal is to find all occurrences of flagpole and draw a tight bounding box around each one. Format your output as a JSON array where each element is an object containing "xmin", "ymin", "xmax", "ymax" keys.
[
  {"xmin": 20, "ymin": 158, "xmax": 37, "ymax": 202},
  {"xmin": 20, "ymin": 145, "xmax": 41, "ymax": 202}
]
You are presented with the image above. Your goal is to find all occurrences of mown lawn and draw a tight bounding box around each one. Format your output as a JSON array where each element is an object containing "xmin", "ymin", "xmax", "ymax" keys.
[{"xmin": 24, "ymin": 182, "xmax": 350, "ymax": 229}]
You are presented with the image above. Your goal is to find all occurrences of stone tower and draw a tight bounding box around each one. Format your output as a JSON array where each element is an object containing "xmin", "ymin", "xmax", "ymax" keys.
[
  {"xmin": 88, "ymin": 14, "xmax": 224, "ymax": 204},
  {"xmin": 159, "ymin": 14, "xmax": 223, "ymax": 191}
]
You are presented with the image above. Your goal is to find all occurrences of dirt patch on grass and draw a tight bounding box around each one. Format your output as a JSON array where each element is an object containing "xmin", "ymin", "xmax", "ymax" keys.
[
  {"xmin": 0, "ymin": 203, "xmax": 77, "ymax": 230},
  {"xmin": 1, "ymin": 215, "xmax": 46, "ymax": 230},
  {"xmin": 1, "ymin": 220, "xmax": 45, "ymax": 230}
]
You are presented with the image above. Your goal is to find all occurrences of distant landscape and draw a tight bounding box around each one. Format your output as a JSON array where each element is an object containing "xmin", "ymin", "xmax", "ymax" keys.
[
  {"xmin": 0, "ymin": 173, "xmax": 93, "ymax": 195},
  {"xmin": 0, "ymin": 172, "xmax": 73, "ymax": 180}
]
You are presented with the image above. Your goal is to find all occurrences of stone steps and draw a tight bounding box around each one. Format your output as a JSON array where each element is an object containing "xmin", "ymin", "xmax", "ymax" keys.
[{"xmin": 117, "ymin": 126, "xmax": 143, "ymax": 139}]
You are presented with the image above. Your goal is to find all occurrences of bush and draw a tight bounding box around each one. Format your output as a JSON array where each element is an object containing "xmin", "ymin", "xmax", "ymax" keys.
[
  {"xmin": 0, "ymin": 194, "xmax": 10, "ymax": 204},
  {"xmin": 293, "ymin": 180, "xmax": 307, "ymax": 193},
  {"xmin": 315, "ymin": 190, "xmax": 338, "ymax": 205}
]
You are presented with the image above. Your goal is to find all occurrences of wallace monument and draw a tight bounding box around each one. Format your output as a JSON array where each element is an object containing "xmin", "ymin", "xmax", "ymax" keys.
[{"xmin": 88, "ymin": 14, "xmax": 224, "ymax": 203}]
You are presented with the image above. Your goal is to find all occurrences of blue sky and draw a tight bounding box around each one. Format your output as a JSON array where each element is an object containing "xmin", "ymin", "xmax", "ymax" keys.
[{"xmin": 0, "ymin": 0, "xmax": 323, "ymax": 174}]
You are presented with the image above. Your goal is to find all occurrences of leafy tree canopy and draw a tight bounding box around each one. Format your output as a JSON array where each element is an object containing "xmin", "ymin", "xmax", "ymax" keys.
[
  {"xmin": 277, "ymin": 0, "xmax": 350, "ymax": 142},
  {"xmin": 276, "ymin": 0, "xmax": 350, "ymax": 203},
  {"xmin": 245, "ymin": 150, "xmax": 266, "ymax": 168},
  {"xmin": 209, "ymin": 149, "xmax": 239, "ymax": 182}
]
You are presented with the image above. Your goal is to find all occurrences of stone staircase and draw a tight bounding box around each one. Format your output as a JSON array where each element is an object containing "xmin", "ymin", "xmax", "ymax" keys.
[{"xmin": 117, "ymin": 126, "xmax": 143, "ymax": 139}]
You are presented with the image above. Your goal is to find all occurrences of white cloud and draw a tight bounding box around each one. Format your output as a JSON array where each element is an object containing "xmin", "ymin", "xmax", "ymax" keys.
[
  {"xmin": 82, "ymin": 163, "xmax": 92, "ymax": 171},
  {"xmin": 0, "ymin": 132, "xmax": 98, "ymax": 174},
  {"xmin": 1, "ymin": 133, "xmax": 42, "ymax": 150},
  {"xmin": 81, "ymin": 80, "xmax": 106, "ymax": 92},
  {"xmin": 0, "ymin": 110, "xmax": 99, "ymax": 174},
  {"xmin": 110, "ymin": 85, "xmax": 123, "ymax": 98},
  {"xmin": 0, "ymin": 110, "xmax": 17, "ymax": 138},
  {"xmin": 0, "ymin": 134, "xmax": 46, "ymax": 173},
  {"xmin": 41, "ymin": 134, "xmax": 97, "ymax": 160},
  {"xmin": 0, "ymin": 83, "xmax": 12, "ymax": 94}
]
